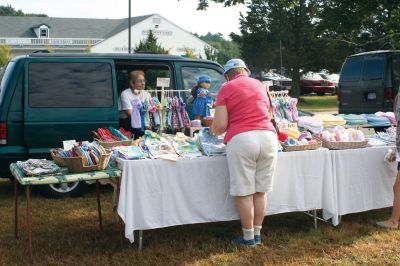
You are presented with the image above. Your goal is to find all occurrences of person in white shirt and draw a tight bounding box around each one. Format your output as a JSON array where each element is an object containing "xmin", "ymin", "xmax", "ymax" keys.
[{"xmin": 118, "ymin": 70, "xmax": 151, "ymax": 138}]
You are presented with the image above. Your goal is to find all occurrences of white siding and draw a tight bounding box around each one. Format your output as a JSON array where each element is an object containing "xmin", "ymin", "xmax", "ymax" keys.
[{"xmin": 92, "ymin": 15, "xmax": 211, "ymax": 58}]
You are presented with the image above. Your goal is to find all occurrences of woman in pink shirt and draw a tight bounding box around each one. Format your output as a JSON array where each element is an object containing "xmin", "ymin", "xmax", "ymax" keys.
[{"xmin": 211, "ymin": 59, "xmax": 278, "ymax": 247}]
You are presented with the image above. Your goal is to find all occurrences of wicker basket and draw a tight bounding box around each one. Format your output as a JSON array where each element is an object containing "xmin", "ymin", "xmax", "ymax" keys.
[
  {"xmin": 315, "ymin": 136, "xmax": 368, "ymax": 150},
  {"xmin": 62, "ymin": 152, "xmax": 112, "ymax": 173},
  {"xmin": 95, "ymin": 139, "xmax": 132, "ymax": 149},
  {"xmin": 280, "ymin": 139, "xmax": 322, "ymax": 152},
  {"xmin": 51, "ymin": 154, "xmax": 67, "ymax": 167}
]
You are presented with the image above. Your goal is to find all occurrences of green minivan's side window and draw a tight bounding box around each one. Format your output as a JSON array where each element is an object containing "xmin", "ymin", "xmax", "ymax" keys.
[
  {"xmin": 181, "ymin": 67, "xmax": 225, "ymax": 102},
  {"xmin": 28, "ymin": 62, "xmax": 113, "ymax": 108}
]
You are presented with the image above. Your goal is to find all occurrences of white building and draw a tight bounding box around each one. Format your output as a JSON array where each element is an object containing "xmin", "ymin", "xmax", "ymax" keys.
[{"xmin": 0, "ymin": 14, "xmax": 214, "ymax": 58}]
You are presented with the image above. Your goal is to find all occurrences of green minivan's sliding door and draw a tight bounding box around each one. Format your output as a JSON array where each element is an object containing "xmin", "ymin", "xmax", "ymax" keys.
[{"xmin": 24, "ymin": 59, "xmax": 119, "ymax": 155}]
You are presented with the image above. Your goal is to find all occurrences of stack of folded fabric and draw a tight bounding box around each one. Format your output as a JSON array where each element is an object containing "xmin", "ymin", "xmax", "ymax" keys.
[
  {"xmin": 143, "ymin": 131, "xmax": 179, "ymax": 161},
  {"xmin": 361, "ymin": 114, "xmax": 391, "ymax": 126},
  {"xmin": 297, "ymin": 116, "xmax": 324, "ymax": 134},
  {"xmin": 375, "ymin": 111, "xmax": 396, "ymax": 124},
  {"xmin": 171, "ymin": 132, "xmax": 202, "ymax": 158},
  {"xmin": 114, "ymin": 146, "xmax": 146, "ymax": 160},
  {"xmin": 16, "ymin": 159, "xmax": 61, "ymax": 176},
  {"xmin": 198, "ymin": 128, "xmax": 226, "ymax": 156},
  {"xmin": 337, "ymin": 114, "xmax": 368, "ymax": 125},
  {"xmin": 313, "ymin": 114, "xmax": 346, "ymax": 127}
]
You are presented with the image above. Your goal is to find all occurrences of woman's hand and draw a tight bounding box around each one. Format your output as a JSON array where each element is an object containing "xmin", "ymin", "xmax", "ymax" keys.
[{"xmin": 199, "ymin": 92, "xmax": 206, "ymax": 96}]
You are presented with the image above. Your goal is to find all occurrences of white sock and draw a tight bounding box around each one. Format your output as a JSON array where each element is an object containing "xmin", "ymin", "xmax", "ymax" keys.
[
  {"xmin": 242, "ymin": 227, "xmax": 254, "ymax": 240},
  {"xmin": 254, "ymin": 225, "xmax": 262, "ymax": 236}
]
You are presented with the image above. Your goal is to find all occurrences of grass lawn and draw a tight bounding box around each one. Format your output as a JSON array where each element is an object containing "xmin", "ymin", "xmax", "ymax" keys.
[
  {"xmin": 298, "ymin": 95, "xmax": 338, "ymax": 112},
  {"xmin": 1, "ymin": 178, "xmax": 400, "ymax": 265}
]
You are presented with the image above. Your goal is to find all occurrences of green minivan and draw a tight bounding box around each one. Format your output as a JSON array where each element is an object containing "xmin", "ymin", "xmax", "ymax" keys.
[
  {"xmin": 338, "ymin": 50, "xmax": 400, "ymax": 114},
  {"xmin": 0, "ymin": 53, "xmax": 225, "ymax": 197}
]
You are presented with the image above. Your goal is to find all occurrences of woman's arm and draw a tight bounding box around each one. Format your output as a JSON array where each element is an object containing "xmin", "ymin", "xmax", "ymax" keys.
[{"xmin": 210, "ymin": 105, "xmax": 228, "ymax": 135}]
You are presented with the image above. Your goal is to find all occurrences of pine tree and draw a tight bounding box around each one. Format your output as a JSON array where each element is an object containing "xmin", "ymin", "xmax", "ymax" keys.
[{"xmin": 134, "ymin": 30, "xmax": 169, "ymax": 54}]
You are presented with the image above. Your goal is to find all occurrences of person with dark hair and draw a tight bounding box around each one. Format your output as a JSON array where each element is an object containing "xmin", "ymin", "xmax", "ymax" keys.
[{"xmin": 211, "ymin": 59, "xmax": 278, "ymax": 247}]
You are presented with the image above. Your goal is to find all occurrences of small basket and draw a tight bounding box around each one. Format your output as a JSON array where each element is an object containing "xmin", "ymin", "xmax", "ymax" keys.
[
  {"xmin": 315, "ymin": 136, "xmax": 368, "ymax": 150},
  {"xmin": 95, "ymin": 139, "xmax": 132, "ymax": 149},
  {"xmin": 280, "ymin": 139, "xmax": 322, "ymax": 152},
  {"xmin": 62, "ymin": 152, "xmax": 112, "ymax": 173},
  {"xmin": 51, "ymin": 154, "xmax": 67, "ymax": 167}
]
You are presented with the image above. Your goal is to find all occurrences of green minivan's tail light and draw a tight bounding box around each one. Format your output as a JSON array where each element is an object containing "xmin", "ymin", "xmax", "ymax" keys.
[
  {"xmin": 0, "ymin": 122, "xmax": 6, "ymax": 144},
  {"xmin": 384, "ymin": 87, "xmax": 394, "ymax": 101}
]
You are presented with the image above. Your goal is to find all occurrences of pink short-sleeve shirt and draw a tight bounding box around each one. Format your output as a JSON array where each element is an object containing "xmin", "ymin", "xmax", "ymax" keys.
[{"xmin": 215, "ymin": 74, "xmax": 275, "ymax": 143}]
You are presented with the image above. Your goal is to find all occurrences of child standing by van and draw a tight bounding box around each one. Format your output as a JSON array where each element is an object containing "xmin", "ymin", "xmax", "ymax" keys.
[{"xmin": 192, "ymin": 75, "xmax": 212, "ymax": 120}]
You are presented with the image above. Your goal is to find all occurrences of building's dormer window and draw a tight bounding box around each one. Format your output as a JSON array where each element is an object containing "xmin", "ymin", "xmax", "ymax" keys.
[
  {"xmin": 40, "ymin": 28, "xmax": 48, "ymax": 38},
  {"xmin": 33, "ymin": 24, "xmax": 50, "ymax": 38}
]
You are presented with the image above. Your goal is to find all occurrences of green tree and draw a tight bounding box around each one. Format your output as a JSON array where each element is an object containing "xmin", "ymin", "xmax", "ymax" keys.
[
  {"xmin": 0, "ymin": 4, "xmax": 47, "ymax": 16},
  {"xmin": 318, "ymin": 1, "xmax": 400, "ymax": 53},
  {"xmin": 134, "ymin": 30, "xmax": 169, "ymax": 54},
  {"xmin": 183, "ymin": 47, "xmax": 198, "ymax": 58},
  {"xmin": 0, "ymin": 44, "xmax": 11, "ymax": 66},
  {"xmin": 199, "ymin": 32, "xmax": 240, "ymax": 65},
  {"xmin": 233, "ymin": 0, "xmax": 322, "ymax": 97}
]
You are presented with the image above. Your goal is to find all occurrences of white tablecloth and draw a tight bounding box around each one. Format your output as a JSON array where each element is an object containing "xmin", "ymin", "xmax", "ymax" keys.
[
  {"xmin": 118, "ymin": 149, "xmax": 336, "ymax": 243},
  {"xmin": 331, "ymin": 146, "xmax": 397, "ymax": 216}
]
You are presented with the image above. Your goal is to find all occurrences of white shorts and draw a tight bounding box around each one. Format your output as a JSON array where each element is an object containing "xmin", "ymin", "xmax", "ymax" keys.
[{"xmin": 226, "ymin": 130, "xmax": 278, "ymax": 196}]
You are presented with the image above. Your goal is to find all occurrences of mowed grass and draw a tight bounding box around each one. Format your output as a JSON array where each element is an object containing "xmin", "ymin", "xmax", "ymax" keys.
[
  {"xmin": 298, "ymin": 95, "xmax": 338, "ymax": 112},
  {"xmin": 1, "ymin": 177, "xmax": 400, "ymax": 265}
]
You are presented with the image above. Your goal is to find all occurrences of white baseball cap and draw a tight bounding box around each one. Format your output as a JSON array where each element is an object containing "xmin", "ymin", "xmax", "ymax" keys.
[{"xmin": 223, "ymin": 58, "xmax": 251, "ymax": 75}]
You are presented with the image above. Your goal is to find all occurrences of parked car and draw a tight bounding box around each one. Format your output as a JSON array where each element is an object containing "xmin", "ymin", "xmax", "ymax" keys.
[
  {"xmin": 318, "ymin": 73, "xmax": 339, "ymax": 88},
  {"xmin": 253, "ymin": 72, "xmax": 292, "ymax": 91},
  {"xmin": 0, "ymin": 52, "xmax": 225, "ymax": 198},
  {"xmin": 338, "ymin": 50, "xmax": 400, "ymax": 114},
  {"xmin": 300, "ymin": 72, "xmax": 336, "ymax": 95}
]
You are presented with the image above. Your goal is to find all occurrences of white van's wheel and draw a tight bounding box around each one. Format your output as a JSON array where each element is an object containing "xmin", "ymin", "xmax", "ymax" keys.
[{"xmin": 37, "ymin": 182, "xmax": 89, "ymax": 198}]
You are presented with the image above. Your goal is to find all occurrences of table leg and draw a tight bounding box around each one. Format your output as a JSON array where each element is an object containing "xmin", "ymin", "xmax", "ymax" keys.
[
  {"xmin": 138, "ymin": 230, "xmax": 143, "ymax": 251},
  {"xmin": 14, "ymin": 178, "xmax": 18, "ymax": 239},
  {"xmin": 114, "ymin": 176, "xmax": 120, "ymax": 224},
  {"xmin": 119, "ymin": 216, "xmax": 124, "ymax": 248},
  {"xmin": 26, "ymin": 186, "xmax": 33, "ymax": 263},
  {"xmin": 313, "ymin": 209, "xmax": 318, "ymax": 229},
  {"xmin": 96, "ymin": 180, "xmax": 103, "ymax": 231}
]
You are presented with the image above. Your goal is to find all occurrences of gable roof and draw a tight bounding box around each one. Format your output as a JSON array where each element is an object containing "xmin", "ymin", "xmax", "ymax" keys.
[{"xmin": 0, "ymin": 14, "xmax": 153, "ymax": 38}]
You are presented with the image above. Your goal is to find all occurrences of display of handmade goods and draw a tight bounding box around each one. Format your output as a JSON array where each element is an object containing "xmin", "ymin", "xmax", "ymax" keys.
[
  {"xmin": 16, "ymin": 159, "xmax": 61, "ymax": 176},
  {"xmin": 317, "ymin": 126, "xmax": 367, "ymax": 150},
  {"xmin": 368, "ymin": 126, "xmax": 396, "ymax": 146},
  {"xmin": 91, "ymin": 127, "xmax": 133, "ymax": 148},
  {"xmin": 170, "ymin": 132, "xmax": 202, "ymax": 158},
  {"xmin": 313, "ymin": 114, "xmax": 346, "ymax": 127},
  {"xmin": 132, "ymin": 93, "xmax": 191, "ymax": 132},
  {"xmin": 297, "ymin": 116, "xmax": 324, "ymax": 134},
  {"xmin": 278, "ymin": 128, "xmax": 322, "ymax": 152},
  {"xmin": 361, "ymin": 113, "xmax": 392, "ymax": 127},
  {"xmin": 142, "ymin": 130, "xmax": 179, "ymax": 161},
  {"xmin": 113, "ymin": 145, "xmax": 147, "ymax": 160},
  {"xmin": 336, "ymin": 114, "xmax": 368, "ymax": 125},
  {"xmin": 50, "ymin": 141, "xmax": 111, "ymax": 172},
  {"xmin": 269, "ymin": 90, "xmax": 299, "ymax": 132},
  {"xmin": 197, "ymin": 128, "xmax": 226, "ymax": 156}
]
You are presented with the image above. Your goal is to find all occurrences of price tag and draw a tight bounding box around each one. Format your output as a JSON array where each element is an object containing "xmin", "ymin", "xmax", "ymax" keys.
[
  {"xmin": 63, "ymin": 140, "xmax": 77, "ymax": 150},
  {"xmin": 157, "ymin": 78, "xmax": 170, "ymax": 87}
]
